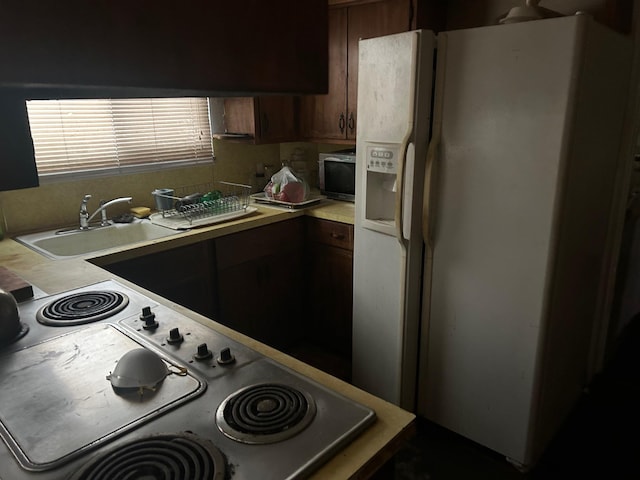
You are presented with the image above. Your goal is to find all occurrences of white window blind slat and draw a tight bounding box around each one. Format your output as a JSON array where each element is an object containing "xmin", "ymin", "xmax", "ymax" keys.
[{"xmin": 26, "ymin": 97, "xmax": 213, "ymax": 179}]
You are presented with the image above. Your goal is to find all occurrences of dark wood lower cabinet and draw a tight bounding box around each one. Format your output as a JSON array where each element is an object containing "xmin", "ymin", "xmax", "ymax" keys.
[
  {"xmin": 289, "ymin": 217, "xmax": 354, "ymax": 381},
  {"xmin": 215, "ymin": 216, "xmax": 354, "ymax": 379},
  {"xmin": 214, "ymin": 218, "xmax": 305, "ymax": 350},
  {"xmin": 305, "ymin": 217, "xmax": 353, "ymax": 358},
  {"xmin": 99, "ymin": 216, "xmax": 355, "ymax": 381},
  {"xmin": 100, "ymin": 241, "xmax": 217, "ymax": 319}
]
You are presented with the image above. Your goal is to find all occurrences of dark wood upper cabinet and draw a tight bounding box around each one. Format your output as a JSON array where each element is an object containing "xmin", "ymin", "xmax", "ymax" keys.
[
  {"xmin": 0, "ymin": 92, "xmax": 39, "ymax": 191},
  {"xmin": 219, "ymin": 96, "xmax": 298, "ymax": 144},
  {"xmin": 0, "ymin": 0, "xmax": 328, "ymax": 98},
  {"xmin": 300, "ymin": 7, "xmax": 350, "ymax": 143},
  {"xmin": 345, "ymin": 0, "xmax": 414, "ymax": 141},
  {"xmin": 594, "ymin": 0, "xmax": 633, "ymax": 34},
  {"xmin": 301, "ymin": 0, "xmax": 438, "ymax": 144}
]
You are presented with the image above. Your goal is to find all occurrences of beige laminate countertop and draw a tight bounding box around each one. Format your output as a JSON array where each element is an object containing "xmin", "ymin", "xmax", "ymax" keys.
[{"xmin": 0, "ymin": 200, "xmax": 415, "ymax": 480}]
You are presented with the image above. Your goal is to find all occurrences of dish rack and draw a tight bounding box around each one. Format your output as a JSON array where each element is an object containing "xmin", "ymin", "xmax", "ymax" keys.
[{"xmin": 150, "ymin": 181, "xmax": 255, "ymax": 230}]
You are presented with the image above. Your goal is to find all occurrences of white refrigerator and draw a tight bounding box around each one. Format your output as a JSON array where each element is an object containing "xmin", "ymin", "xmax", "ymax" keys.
[{"xmin": 352, "ymin": 15, "xmax": 631, "ymax": 469}]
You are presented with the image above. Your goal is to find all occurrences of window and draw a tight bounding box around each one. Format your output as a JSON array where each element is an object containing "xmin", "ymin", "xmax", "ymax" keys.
[{"xmin": 26, "ymin": 97, "xmax": 213, "ymax": 182}]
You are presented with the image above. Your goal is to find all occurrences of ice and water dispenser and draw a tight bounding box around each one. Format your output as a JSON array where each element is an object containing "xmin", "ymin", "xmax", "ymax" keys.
[{"xmin": 360, "ymin": 142, "xmax": 410, "ymax": 238}]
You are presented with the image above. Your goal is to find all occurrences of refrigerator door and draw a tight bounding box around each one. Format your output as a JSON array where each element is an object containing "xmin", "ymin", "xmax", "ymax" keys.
[
  {"xmin": 353, "ymin": 30, "xmax": 435, "ymax": 408},
  {"xmin": 418, "ymin": 15, "xmax": 631, "ymax": 468}
]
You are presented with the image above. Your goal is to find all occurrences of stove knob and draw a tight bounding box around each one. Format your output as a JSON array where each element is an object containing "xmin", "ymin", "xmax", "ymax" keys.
[
  {"xmin": 140, "ymin": 306, "xmax": 159, "ymax": 330},
  {"xmin": 216, "ymin": 347, "xmax": 236, "ymax": 365},
  {"xmin": 194, "ymin": 343, "xmax": 213, "ymax": 360},
  {"xmin": 166, "ymin": 327, "xmax": 184, "ymax": 344}
]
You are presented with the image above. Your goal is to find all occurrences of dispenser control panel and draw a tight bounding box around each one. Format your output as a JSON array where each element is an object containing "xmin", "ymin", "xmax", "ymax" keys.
[{"xmin": 366, "ymin": 144, "xmax": 400, "ymax": 174}]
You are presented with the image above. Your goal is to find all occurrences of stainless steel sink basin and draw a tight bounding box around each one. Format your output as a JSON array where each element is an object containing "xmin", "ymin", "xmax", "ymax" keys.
[{"xmin": 15, "ymin": 220, "xmax": 178, "ymax": 260}]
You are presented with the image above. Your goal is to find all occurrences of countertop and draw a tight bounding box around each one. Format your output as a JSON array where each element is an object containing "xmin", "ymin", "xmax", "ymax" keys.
[{"xmin": 0, "ymin": 199, "xmax": 416, "ymax": 479}]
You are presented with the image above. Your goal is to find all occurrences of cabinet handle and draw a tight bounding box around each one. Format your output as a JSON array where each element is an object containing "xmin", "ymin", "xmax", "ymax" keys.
[
  {"xmin": 262, "ymin": 113, "xmax": 269, "ymax": 134},
  {"xmin": 339, "ymin": 113, "xmax": 346, "ymax": 134},
  {"xmin": 330, "ymin": 232, "xmax": 345, "ymax": 240},
  {"xmin": 348, "ymin": 112, "xmax": 355, "ymax": 133}
]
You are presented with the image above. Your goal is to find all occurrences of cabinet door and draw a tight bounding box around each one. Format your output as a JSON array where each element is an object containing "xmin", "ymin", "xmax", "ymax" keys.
[
  {"xmin": 102, "ymin": 242, "xmax": 216, "ymax": 319},
  {"xmin": 0, "ymin": 93, "xmax": 39, "ymax": 190},
  {"xmin": 0, "ymin": 1, "xmax": 329, "ymax": 96},
  {"xmin": 305, "ymin": 218, "xmax": 354, "ymax": 357},
  {"xmin": 215, "ymin": 219, "xmax": 305, "ymax": 349},
  {"xmin": 307, "ymin": 242, "xmax": 353, "ymax": 357},
  {"xmin": 300, "ymin": 0, "xmax": 411, "ymax": 143},
  {"xmin": 222, "ymin": 96, "xmax": 296, "ymax": 143},
  {"xmin": 217, "ymin": 247, "xmax": 304, "ymax": 350},
  {"xmin": 254, "ymin": 246, "xmax": 305, "ymax": 349},
  {"xmin": 300, "ymin": 7, "xmax": 348, "ymax": 141},
  {"xmin": 257, "ymin": 96, "xmax": 297, "ymax": 142},
  {"xmin": 216, "ymin": 258, "xmax": 262, "ymax": 339},
  {"xmin": 223, "ymin": 97, "xmax": 257, "ymax": 136},
  {"xmin": 346, "ymin": 0, "xmax": 412, "ymax": 140}
]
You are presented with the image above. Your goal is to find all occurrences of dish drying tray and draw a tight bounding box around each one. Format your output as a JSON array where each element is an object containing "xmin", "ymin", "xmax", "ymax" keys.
[
  {"xmin": 250, "ymin": 192, "xmax": 326, "ymax": 209},
  {"xmin": 150, "ymin": 181, "xmax": 257, "ymax": 230}
]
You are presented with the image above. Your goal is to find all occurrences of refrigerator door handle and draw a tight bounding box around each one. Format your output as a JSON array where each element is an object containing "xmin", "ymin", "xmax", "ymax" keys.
[
  {"xmin": 423, "ymin": 136, "xmax": 439, "ymax": 249},
  {"xmin": 395, "ymin": 135, "xmax": 412, "ymax": 245},
  {"xmin": 394, "ymin": 32, "xmax": 420, "ymax": 246},
  {"xmin": 422, "ymin": 33, "xmax": 447, "ymax": 249},
  {"xmin": 402, "ymin": 142, "xmax": 417, "ymax": 241}
]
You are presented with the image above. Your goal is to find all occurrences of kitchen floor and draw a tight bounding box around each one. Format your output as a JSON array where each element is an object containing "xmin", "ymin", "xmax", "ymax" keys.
[
  {"xmin": 290, "ymin": 322, "xmax": 640, "ymax": 480},
  {"xmin": 389, "ymin": 318, "xmax": 640, "ymax": 480}
]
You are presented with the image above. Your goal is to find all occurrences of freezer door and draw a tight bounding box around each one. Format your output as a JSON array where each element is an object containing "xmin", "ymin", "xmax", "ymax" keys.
[{"xmin": 353, "ymin": 30, "xmax": 435, "ymax": 409}]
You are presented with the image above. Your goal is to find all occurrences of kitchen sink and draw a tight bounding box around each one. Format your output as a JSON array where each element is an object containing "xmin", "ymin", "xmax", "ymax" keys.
[{"xmin": 15, "ymin": 220, "xmax": 178, "ymax": 260}]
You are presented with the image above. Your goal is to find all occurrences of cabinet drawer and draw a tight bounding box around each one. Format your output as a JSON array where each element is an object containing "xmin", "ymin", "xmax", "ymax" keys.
[{"xmin": 306, "ymin": 218, "xmax": 353, "ymax": 250}]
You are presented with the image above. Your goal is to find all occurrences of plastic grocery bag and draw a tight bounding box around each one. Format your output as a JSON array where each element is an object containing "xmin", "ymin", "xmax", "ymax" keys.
[{"xmin": 264, "ymin": 166, "xmax": 309, "ymax": 203}]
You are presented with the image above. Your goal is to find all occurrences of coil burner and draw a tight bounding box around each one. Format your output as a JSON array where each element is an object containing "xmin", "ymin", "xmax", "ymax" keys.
[
  {"xmin": 0, "ymin": 280, "xmax": 378, "ymax": 480},
  {"xmin": 36, "ymin": 291, "xmax": 129, "ymax": 326},
  {"xmin": 67, "ymin": 433, "xmax": 226, "ymax": 480},
  {"xmin": 216, "ymin": 383, "xmax": 317, "ymax": 444}
]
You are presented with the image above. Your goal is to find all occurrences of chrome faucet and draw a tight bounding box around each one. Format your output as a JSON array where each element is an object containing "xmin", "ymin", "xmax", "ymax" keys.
[
  {"xmin": 79, "ymin": 194, "xmax": 92, "ymax": 230},
  {"xmin": 79, "ymin": 195, "xmax": 133, "ymax": 230}
]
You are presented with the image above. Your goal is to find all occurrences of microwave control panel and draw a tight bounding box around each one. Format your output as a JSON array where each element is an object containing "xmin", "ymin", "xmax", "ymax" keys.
[{"xmin": 365, "ymin": 143, "xmax": 400, "ymax": 174}]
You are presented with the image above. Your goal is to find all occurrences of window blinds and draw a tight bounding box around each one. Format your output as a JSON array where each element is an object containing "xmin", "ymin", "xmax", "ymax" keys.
[{"xmin": 26, "ymin": 97, "xmax": 213, "ymax": 178}]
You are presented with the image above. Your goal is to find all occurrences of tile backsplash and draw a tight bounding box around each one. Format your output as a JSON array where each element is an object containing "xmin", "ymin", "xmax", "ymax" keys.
[
  {"xmin": 0, "ymin": 141, "xmax": 347, "ymax": 235},
  {"xmin": 213, "ymin": 141, "xmax": 345, "ymax": 195}
]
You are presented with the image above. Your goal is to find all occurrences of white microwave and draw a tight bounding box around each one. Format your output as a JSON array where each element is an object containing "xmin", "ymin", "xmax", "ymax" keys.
[{"xmin": 318, "ymin": 149, "xmax": 356, "ymax": 202}]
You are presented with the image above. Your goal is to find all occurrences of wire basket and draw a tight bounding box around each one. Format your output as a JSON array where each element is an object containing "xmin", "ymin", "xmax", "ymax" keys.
[{"xmin": 153, "ymin": 181, "xmax": 251, "ymax": 225}]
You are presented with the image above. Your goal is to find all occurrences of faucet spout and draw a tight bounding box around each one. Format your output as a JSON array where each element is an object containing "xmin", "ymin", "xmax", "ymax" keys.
[{"xmin": 81, "ymin": 196, "xmax": 133, "ymax": 229}]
